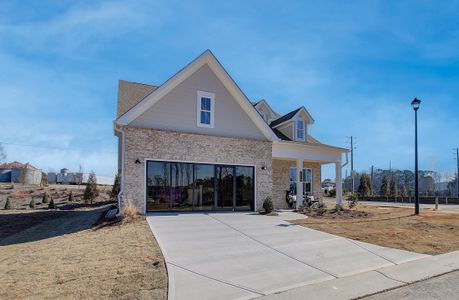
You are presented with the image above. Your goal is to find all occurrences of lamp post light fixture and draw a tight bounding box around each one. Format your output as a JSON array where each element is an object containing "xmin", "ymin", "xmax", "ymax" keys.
[{"xmin": 411, "ymin": 98, "xmax": 421, "ymax": 215}]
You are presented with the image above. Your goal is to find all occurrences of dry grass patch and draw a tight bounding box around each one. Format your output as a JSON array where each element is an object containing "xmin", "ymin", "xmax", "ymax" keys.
[
  {"xmin": 0, "ymin": 209, "xmax": 167, "ymax": 299},
  {"xmin": 293, "ymin": 203, "xmax": 459, "ymax": 255}
]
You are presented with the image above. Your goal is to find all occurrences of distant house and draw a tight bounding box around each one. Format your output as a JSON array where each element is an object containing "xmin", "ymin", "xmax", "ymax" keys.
[
  {"xmin": 48, "ymin": 168, "xmax": 80, "ymax": 184},
  {"xmin": 0, "ymin": 161, "xmax": 42, "ymax": 184},
  {"xmin": 47, "ymin": 168, "xmax": 114, "ymax": 185}
]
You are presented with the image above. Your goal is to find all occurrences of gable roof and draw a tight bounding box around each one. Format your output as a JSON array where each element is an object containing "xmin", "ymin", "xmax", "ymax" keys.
[
  {"xmin": 253, "ymin": 99, "xmax": 280, "ymax": 118},
  {"xmin": 117, "ymin": 80, "xmax": 157, "ymax": 117},
  {"xmin": 115, "ymin": 50, "xmax": 278, "ymax": 141},
  {"xmin": 0, "ymin": 161, "xmax": 39, "ymax": 170},
  {"xmin": 269, "ymin": 106, "xmax": 314, "ymax": 128}
]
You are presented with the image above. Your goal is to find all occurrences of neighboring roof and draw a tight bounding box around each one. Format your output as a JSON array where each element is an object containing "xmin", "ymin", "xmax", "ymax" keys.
[
  {"xmin": 0, "ymin": 161, "xmax": 39, "ymax": 170},
  {"xmin": 115, "ymin": 50, "xmax": 278, "ymax": 141},
  {"xmin": 269, "ymin": 106, "xmax": 314, "ymax": 128},
  {"xmin": 117, "ymin": 80, "xmax": 157, "ymax": 117}
]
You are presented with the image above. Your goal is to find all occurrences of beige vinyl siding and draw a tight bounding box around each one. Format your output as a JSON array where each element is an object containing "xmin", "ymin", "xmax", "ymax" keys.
[
  {"xmin": 130, "ymin": 64, "xmax": 267, "ymax": 140},
  {"xmin": 277, "ymin": 122, "xmax": 294, "ymax": 140}
]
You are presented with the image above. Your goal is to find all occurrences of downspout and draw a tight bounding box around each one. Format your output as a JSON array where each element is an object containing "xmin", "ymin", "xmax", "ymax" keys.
[{"xmin": 114, "ymin": 123, "xmax": 125, "ymax": 217}]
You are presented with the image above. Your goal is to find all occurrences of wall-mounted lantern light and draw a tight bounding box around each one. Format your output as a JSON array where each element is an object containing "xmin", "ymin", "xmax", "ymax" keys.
[{"xmin": 135, "ymin": 158, "xmax": 141, "ymax": 165}]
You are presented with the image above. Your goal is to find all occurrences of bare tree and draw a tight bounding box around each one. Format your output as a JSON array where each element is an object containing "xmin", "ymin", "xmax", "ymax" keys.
[{"xmin": 75, "ymin": 164, "xmax": 84, "ymax": 189}]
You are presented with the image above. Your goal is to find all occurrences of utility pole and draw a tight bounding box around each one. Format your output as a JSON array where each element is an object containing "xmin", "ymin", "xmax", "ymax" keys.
[
  {"xmin": 371, "ymin": 165, "xmax": 374, "ymax": 195},
  {"xmin": 455, "ymin": 148, "xmax": 459, "ymax": 198},
  {"xmin": 350, "ymin": 136, "xmax": 355, "ymax": 194}
]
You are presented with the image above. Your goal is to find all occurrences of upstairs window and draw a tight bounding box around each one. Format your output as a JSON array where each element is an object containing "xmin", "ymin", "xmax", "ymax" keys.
[
  {"xmin": 197, "ymin": 91, "xmax": 215, "ymax": 128},
  {"xmin": 296, "ymin": 119, "xmax": 305, "ymax": 141}
]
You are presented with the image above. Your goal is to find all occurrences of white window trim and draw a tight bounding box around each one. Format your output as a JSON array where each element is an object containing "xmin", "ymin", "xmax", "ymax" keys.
[
  {"xmin": 196, "ymin": 90, "xmax": 215, "ymax": 128},
  {"xmin": 295, "ymin": 119, "xmax": 306, "ymax": 141}
]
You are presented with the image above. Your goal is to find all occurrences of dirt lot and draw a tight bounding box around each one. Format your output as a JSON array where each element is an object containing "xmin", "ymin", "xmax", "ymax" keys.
[
  {"xmin": 0, "ymin": 183, "xmax": 113, "ymax": 210},
  {"xmin": 0, "ymin": 207, "xmax": 168, "ymax": 299},
  {"xmin": 293, "ymin": 199, "xmax": 459, "ymax": 255}
]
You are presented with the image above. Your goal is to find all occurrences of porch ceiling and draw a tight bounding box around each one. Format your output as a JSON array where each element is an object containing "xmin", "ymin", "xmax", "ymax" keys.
[{"xmin": 272, "ymin": 141, "xmax": 346, "ymax": 163}]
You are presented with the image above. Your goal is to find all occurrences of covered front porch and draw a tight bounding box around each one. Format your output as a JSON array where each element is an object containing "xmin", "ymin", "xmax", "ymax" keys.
[{"xmin": 272, "ymin": 140, "xmax": 347, "ymax": 210}]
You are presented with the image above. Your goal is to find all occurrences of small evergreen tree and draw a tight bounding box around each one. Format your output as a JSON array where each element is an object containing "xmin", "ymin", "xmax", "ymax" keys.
[
  {"xmin": 42, "ymin": 192, "xmax": 50, "ymax": 204},
  {"xmin": 110, "ymin": 174, "xmax": 121, "ymax": 199},
  {"xmin": 29, "ymin": 198, "xmax": 36, "ymax": 208},
  {"xmin": 358, "ymin": 174, "xmax": 372, "ymax": 197},
  {"xmin": 68, "ymin": 191, "xmax": 74, "ymax": 202},
  {"xmin": 84, "ymin": 172, "xmax": 99, "ymax": 205},
  {"xmin": 41, "ymin": 172, "xmax": 48, "ymax": 186},
  {"xmin": 390, "ymin": 178, "xmax": 397, "ymax": 199},
  {"xmin": 263, "ymin": 197, "xmax": 274, "ymax": 214},
  {"xmin": 4, "ymin": 197, "xmax": 12, "ymax": 210},
  {"xmin": 48, "ymin": 197, "xmax": 55, "ymax": 209},
  {"xmin": 380, "ymin": 175, "xmax": 390, "ymax": 200}
]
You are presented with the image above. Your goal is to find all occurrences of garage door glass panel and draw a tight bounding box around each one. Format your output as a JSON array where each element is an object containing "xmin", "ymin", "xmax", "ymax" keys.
[
  {"xmin": 170, "ymin": 163, "xmax": 194, "ymax": 210},
  {"xmin": 216, "ymin": 166, "xmax": 234, "ymax": 209},
  {"xmin": 146, "ymin": 161, "xmax": 171, "ymax": 211},
  {"xmin": 193, "ymin": 164, "xmax": 214, "ymax": 210},
  {"xmin": 235, "ymin": 166, "xmax": 254, "ymax": 210}
]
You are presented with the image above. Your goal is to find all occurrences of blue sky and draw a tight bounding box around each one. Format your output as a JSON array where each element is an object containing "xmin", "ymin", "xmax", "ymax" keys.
[{"xmin": 1, "ymin": 0, "xmax": 458, "ymax": 180}]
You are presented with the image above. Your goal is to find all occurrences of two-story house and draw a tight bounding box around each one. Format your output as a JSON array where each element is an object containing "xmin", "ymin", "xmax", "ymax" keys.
[{"xmin": 114, "ymin": 50, "xmax": 347, "ymax": 214}]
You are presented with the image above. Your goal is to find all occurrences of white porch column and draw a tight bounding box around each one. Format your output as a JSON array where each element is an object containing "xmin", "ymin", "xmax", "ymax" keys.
[
  {"xmin": 296, "ymin": 159, "xmax": 303, "ymax": 210},
  {"xmin": 335, "ymin": 162, "xmax": 343, "ymax": 206}
]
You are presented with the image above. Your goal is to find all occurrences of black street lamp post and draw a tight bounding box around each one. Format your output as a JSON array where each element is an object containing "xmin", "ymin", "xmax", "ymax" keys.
[{"xmin": 411, "ymin": 98, "xmax": 421, "ymax": 215}]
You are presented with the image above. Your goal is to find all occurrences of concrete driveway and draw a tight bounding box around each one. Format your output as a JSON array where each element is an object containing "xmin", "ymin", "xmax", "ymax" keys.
[{"xmin": 147, "ymin": 212, "xmax": 428, "ymax": 300}]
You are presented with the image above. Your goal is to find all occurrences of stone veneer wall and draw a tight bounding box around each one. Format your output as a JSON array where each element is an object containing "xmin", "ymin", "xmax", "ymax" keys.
[
  {"xmin": 272, "ymin": 159, "xmax": 322, "ymax": 208},
  {"xmin": 122, "ymin": 126, "xmax": 273, "ymax": 213}
]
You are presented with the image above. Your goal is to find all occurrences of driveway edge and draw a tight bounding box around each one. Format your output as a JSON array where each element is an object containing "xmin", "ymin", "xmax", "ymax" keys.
[{"xmin": 259, "ymin": 250, "xmax": 459, "ymax": 300}]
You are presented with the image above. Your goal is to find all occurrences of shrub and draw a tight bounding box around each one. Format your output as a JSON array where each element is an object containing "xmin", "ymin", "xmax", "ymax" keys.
[
  {"xmin": 29, "ymin": 198, "xmax": 36, "ymax": 209},
  {"xmin": 42, "ymin": 192, "xmax": 50, "ymax": 204},
  {"xmin": 48, "ymin": 198, "xmax": 55, "ymax": 209},
  {"xmin": 262, "ymin": 196, "xmax": 274, "ymax": 214},
  {"xmin": 68, "ymin": 191, "xmax": 74, "ymax": 202},
  {"xmin": 316, "ymin": 207, "xmax": 327, "ymax": 216},
  {"xmin": 328, "ymin": 188, "xmax": 336, "ymax": 197},
  {"xmin": 84, "ymin": 172, "xmax": 99, "ymax": 205},
  {"xmin": 4, "ymin": 197, "xmax": 12, "ymax": 210},
  {"xmin": 122, "ymin": 194, "xmax": 139, "ymax": 223},
  {"xmin": 348, "ymin": 193, "xmax": 359, "ymax": 209}
]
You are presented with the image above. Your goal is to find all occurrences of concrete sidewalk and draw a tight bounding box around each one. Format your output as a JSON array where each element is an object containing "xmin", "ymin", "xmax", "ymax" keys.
[
  {"xmin": 147, "ymin": 211, "xmax": 427, "ymax": 300},
  {"xmin": 261, "ymin": 250, "xmax": 459, "ymax": 300}
]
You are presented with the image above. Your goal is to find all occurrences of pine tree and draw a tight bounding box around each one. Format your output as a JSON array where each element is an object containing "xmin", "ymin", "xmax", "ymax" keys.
[
  {"xmin": 48, "ymin": 197, "xmax": 55, "ymax": 209},
  {"xmin": 42, "ymin": 192, "xmax": 50, "ymax": 204},
  {"xmin": 358, "ymin": 174, "xmax": 372, "ymax": 197},
  {"xmin": 4, "ymin": 197, "xmax": 12, "ymax": 210},
  {"xmin": 84, "ymin": 172, "xmax": 99, "ymax": 205},
  {"xmin": 380, "ymin": 175, "xmax": 390, "ymax": 200},
  {"xmin": 390, "ymin": 178, "xmax": 397, "ymax": 198},
  {"xmin": 110, "ymin": 174, "xmax": 121, "ymax": 199}
]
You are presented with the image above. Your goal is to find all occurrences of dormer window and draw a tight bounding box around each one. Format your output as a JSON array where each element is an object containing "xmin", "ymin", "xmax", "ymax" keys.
[
  {"xmin": 296, "ymin": 119, "xmax": 305, "ymax": 141},
  {"xmin": 197, "ymin": 91, "xmax": 215, "ymax": 128}
]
